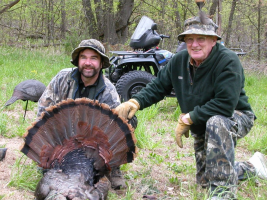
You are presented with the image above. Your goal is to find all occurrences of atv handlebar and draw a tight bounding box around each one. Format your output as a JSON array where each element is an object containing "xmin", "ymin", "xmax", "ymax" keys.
[{"xmin": 160, "ymin": 34, "xmax": 170, "ymax": 39}]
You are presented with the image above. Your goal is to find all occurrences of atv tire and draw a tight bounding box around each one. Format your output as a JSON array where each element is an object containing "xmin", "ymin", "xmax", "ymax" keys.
[{"xmin": 116, "ymin": 70, "xmax": 156, "ymax": 102}]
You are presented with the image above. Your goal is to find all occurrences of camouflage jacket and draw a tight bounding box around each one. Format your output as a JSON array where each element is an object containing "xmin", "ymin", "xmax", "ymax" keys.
[{"xmin": 37, "ymin": 68, "xmax": 121, "ymax": 117}]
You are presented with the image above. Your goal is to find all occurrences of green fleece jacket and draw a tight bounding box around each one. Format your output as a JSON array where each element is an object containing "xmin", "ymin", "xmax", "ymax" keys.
[{"xmin": 133, "ymin": 43, "xmax": 254, "ymax": 134}]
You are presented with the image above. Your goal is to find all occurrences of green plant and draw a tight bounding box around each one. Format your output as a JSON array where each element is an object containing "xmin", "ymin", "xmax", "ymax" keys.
[
  {"xmin": 169, "ymin": 176, "xmax": 180, "ymax": 184},
  {"xmin": 167, "ymin": 162, "xmax": 183, "ymax": 173},
  {"xmin": 0, "ymin": 113, "xmax": 8, "ymax": 137},
  {"xmin": 134, "ymin": 107, "xmax": 161, "ymax": 149},
  {"xmin": 8, "ymin": 155, "xmax": 42, "ymax": 191},
  {"xmin": 148, "ymin": 152, "xmax": 164, "ymax": 164},
  {"xmin": 2, "ymin": 46, "xmax": 267, "ymax": 200},
  {"xmin": 123, "ymin": 182, "xmax": 136, "ymax": 200},
  {"xmin": 107, "ymin": 191, "xmax": 120, "ymax": 199}
]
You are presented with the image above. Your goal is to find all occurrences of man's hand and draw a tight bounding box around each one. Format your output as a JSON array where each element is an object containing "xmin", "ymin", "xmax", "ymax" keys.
[
  {"xmin": 175, "ymin": 113, "xmax": 193, "ymax": 148},
  {"xmin": 115, "ymin": 99, "xmax": 140, "ymax": 120}
]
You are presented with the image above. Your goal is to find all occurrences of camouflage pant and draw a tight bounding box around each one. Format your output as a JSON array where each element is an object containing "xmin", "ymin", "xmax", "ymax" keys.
[{"xmin": 191, "ymin": 110, "xmax": 255, "ymax": 198}]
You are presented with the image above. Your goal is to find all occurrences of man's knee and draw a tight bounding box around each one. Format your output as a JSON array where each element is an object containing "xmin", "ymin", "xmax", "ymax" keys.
[{"xmin": 206, "ymin": 115, "xmax": 227, "ymax": 127}]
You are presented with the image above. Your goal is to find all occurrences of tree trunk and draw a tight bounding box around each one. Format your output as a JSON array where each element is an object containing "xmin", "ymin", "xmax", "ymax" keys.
[
  {"xmin": 114, "ymin": 0, "xmax": 134, "ymax": 44},
  {"xmin": 225, "ymin": 0, "xmax": 237, "ymax": 47},
  {"xmin": 216, "ymin": 0, "xmax": 222, "ymax": 36},
  {"xmin": 257, "ymin": 0, "xmax": 261, "ymax": 60},
  {"xmin": 46, "ymin": 0, "xmax": 55, "ymax": 45},
  {"xmin": 94, "ymin": 0, "xmax": 104, "ymax": 35},
  {"xmin": 82, "ymin": 0, "xmax": 98, "ymax": 39},
  {"xmin": 82, "ymin": 0, "xmax": 134, "ymax": 44},
  {"xmin": 0, "ymin": 0, "xmax": 20, "ymax": 15},
  {"xmin": 60, "ymin": 0, "xmax": 66, "ymax": 40},
  {"xmin": 265, "ymin": 31, "xmax": 267, "ymax": 58},
  {"xmin": 173, "ymin": 0, "xmax": 182, "ymax": 32},
  {"xmin": 103, "ymin": 0, "xmax": 117, "ymax": 44},
  {"xmin": 209, "ymin": 0, "xmax": 219, "ymax": 20}
]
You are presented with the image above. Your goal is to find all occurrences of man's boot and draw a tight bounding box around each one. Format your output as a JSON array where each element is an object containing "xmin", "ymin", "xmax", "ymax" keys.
[
  {"xmin": 110, "ymin": 167, "xmax": 127, "ymax": 190},
  {"xmin": 249, "ymin": 152, "xmax": 267, "ymax": 180}
]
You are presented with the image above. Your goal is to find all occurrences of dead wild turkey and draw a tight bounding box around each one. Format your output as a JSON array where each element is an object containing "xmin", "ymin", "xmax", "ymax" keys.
[{"xmin": 20, "ymin": 98, "xmax": 138, "ymax": 200}]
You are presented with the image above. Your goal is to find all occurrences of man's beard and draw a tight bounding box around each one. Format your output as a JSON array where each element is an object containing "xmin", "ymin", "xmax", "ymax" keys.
[{"xmin": 79, "ymin": 67, "xmax": 98, "ymax": 79}]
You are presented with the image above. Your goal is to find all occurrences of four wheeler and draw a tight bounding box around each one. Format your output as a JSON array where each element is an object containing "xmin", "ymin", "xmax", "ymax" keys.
[{"xmin": 106, "ymin": 16, "xmax": 175, "ymax": 102}]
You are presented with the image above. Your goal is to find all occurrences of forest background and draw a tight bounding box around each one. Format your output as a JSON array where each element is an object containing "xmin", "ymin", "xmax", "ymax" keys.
[
  {"xmin": 1, "ymin": 0, "xmax": 267, "ymax": 200},
  {"xmin": 0, "ymin": 0, "xmax": 267, "ymax": 60}
]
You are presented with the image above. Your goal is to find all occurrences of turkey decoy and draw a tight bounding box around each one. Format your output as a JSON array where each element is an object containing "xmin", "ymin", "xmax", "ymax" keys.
[
  {"xmin": 21, "ymin": 98, "xmax": 138, "ymax": 200},
  {"xmin": 195, "ymin": 0, "xmax": 208, "ymax": 24},
  {"xmin": 5, "ymin": 79, "xmax": 46, "ymax": 121},
  {"xmin": 195, "ymin": 0, "xmax": 205, "ymax": 10},
  {"xmin": 0, "ymin": 148, "xmax": 7, "ymax": 161}
]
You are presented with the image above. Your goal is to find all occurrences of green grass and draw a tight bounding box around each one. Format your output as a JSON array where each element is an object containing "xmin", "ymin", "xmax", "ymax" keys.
[
  {"xmin": 0, "ymin": 45, "xmax": 70, "ymax": 108},
  {"xmin": 0, "ymin": 112, "xmax": 8, "ymax": 137},
  {"xmin": 1, "ymin": 46, "xmax": 267, "ymax": 199},
  {"xmin": 8, "ymin": 155, "xmax": 42, "ymax": 191}
]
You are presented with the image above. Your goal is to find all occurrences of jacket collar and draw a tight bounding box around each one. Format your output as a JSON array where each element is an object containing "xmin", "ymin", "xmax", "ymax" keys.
[{"xmin": 70, "ymin": 68, "xmax": 106, "ymax": 99}]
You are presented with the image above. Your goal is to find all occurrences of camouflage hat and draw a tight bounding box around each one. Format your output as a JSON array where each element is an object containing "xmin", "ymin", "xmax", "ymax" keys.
[
  {"xmin": 71, "ymin": 39, "xmax": 110, "ymax": 69},
  {"xmin": 178, "ymin": 16, "xmax": 221, "ymax": 42}
]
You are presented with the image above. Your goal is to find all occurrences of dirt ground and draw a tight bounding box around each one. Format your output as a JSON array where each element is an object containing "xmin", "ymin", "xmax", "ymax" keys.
[
  {"xmin": 0, "ymin": 109, "xmax": 36, "ymax": 199},
  {"xmin": 0, "ymin": 137, "xmax": 33, "ymax": 199},
  {"xmin": 0, "ymin": 132, "xmax": 253, "ymax": 200},
  {"xmin": 0, "ymin": 107, "xmax": 257, "ymax": 200}
]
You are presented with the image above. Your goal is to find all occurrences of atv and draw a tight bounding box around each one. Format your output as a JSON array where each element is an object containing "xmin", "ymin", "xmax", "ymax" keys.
[{"xmin": 106, "ymin": 16, "xmax": 175, "ymax": 102}]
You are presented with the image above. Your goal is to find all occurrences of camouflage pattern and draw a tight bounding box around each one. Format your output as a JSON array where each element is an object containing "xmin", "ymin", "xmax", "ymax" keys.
[
  {"xmin": 191, "ymin": 110, "xmax": 255, "ymax": 198},
  {"xmin": 178, "ymin": 16, "xmax": 221, "ymax": 42},
  {"xmin": 71, "ymin": 39, "xmax": 110, "ymax": 69},
  {"xmin": 37, "ymin": 68, "xmax": 121, "ymax": 117}
]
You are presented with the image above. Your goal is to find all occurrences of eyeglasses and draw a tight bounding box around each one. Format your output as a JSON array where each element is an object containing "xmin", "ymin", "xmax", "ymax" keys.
[{"xmin": 184, "ymin": 36, "xmax": 206, "ymax": 44}]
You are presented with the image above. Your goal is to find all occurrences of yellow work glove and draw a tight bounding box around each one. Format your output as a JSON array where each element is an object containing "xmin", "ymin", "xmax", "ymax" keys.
[
  {"xmin": 175, "ymin": 113, "xmax": 193, "ymax": 148},
  {"xmin": 115, "ymin": 99, "xmax": 140, "ymax": 120}
]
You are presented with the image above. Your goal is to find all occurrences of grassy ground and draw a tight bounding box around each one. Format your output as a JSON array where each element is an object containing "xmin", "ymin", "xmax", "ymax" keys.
[{"xmin": 0, "ymin": 46, "xmax": 267, "ymax": 200}]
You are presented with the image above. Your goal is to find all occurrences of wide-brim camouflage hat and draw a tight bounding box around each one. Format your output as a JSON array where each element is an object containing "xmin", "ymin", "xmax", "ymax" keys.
[
  {"xmin": 178, "ymin": 16, "xmax": 221, "ymax": 42},
  {"xmin": 71, "ymin": 39, "xmax": 110, "ymax": 69}
]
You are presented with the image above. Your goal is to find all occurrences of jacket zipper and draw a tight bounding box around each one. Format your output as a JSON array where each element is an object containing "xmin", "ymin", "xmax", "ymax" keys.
[{"xmin": 187, "ymin": 67, "xmax": 193, "ymax": 85}]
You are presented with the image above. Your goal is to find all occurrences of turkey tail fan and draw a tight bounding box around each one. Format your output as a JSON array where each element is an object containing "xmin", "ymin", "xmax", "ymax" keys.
[{"xmin": 20, "ymin": 98, "xmax": 138, "ymax": 171}]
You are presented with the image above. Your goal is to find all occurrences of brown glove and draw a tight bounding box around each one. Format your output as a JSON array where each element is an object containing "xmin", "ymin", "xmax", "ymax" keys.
[
  {"xmin": 175, "ymin": 113, "xmax": 193, "ymax": 148},
  {"xmin": 115, "ymin": 99, "xmax": 140, "ymax": 120}
]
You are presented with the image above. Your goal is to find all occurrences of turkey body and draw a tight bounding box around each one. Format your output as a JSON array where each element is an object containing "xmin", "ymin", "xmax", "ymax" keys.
[
  {"xmin": 21, "ymin": 98, "xmax": 137, "ymax": 200},
  {"xmin": 35, "ymin": 149, "xmax": 110, "ymax": 200}
]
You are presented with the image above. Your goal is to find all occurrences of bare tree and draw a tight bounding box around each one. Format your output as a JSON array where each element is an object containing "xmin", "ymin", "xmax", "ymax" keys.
[
  {"xmin": 82, "ymin": 0, "xmax": 134, "ymax": 44},
  {"xmin": 173, "ymin": 0, "xmax": 182, "ymax": 32},
  {"xmin": 257, "ymin": 0, "xmax": 261, "ymax": 60},
  {"xmin": 114, "ymin": 0, "xmax": 134, "ymax": 43},
  {"xmin": 60, "ymin": 0, "xmax": 66, "ymax": 39},
  {"xmin": 82, "ymin": 0, "xmax": 99, "ymax": 39},
  {"xmin": 225, "ymin": 0, "xmax": 238, "ymax": 47},
  {"xmin": 209, "ymin": 0, "xmax": 219, "ymax": 19},
  {"xmin": 0, "ymin": 0, "xmax": 20, "ymax": 15},
  {"xmin": 217, "ymin": 0, "xmax": 222, "ymax": 36}
]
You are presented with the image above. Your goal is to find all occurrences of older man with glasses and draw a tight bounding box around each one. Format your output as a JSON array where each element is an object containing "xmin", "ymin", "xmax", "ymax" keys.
[{"xmin": 115, "ymin": 16, "xmax": 267, "ymax": 199}]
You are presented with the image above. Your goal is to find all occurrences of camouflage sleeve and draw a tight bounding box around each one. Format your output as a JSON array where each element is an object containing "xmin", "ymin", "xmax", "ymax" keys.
[
  {"xmin": 98, "ymin": 77, "xmax": 121, "ymax": 109},
  {"xmin": 37, "ymin": 71, "xmax": 70, "ymax": 117},
  {"xmin": 100, "ymin": 76, "xmax": 138, "ymax": 129}
]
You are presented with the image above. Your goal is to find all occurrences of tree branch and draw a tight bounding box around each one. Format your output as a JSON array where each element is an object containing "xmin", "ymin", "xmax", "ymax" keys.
[{"xmin": 0, "ymin": 0, "xmax": 20, "ymax": 15}]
